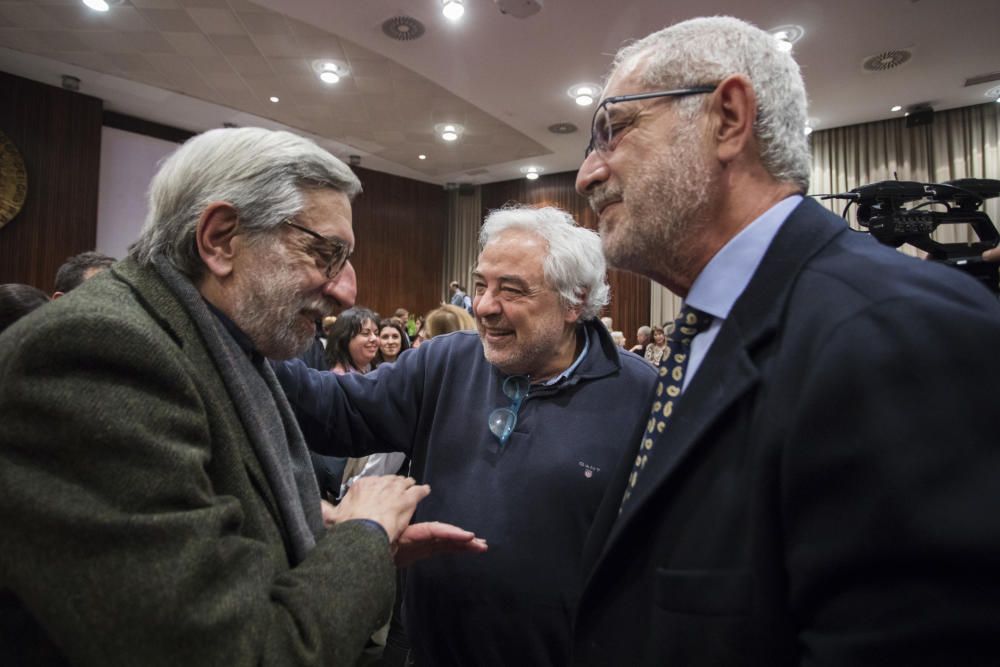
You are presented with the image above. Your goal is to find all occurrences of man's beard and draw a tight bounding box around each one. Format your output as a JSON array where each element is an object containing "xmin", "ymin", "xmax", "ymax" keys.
[
  {"xmin": 590, "ymin": 120, "xmax": 715, "ymax": 285},
  {"xmin": 231, "ymin": 250, "xmax": 330, "ymax": 360}
]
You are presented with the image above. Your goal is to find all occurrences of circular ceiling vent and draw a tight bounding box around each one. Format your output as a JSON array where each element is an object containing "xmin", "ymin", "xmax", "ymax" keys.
[
  {"xmin": 862, "ymin": 49, "xmax": 912, "ymax": 72},
  {"xmin": 548, "ymin": 122, "xmax": 578, "ymax": 134},
  {"xmin": 382, "ymin": 16, "xmax": 425, "ymax": 41}
]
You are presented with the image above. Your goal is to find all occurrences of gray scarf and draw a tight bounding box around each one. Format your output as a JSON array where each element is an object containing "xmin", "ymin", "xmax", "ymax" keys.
[{"xmin": 153, "ymin": 256, "xmax": 324, "ymax": 564}]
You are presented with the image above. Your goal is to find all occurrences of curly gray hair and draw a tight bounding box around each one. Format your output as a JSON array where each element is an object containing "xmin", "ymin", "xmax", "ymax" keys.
[{"xmin": 480, "ymin": 205, "xmax": 610, "ymax": 320}]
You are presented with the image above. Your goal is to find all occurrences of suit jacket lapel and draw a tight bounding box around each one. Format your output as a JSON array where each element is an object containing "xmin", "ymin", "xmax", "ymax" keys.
[{"xmin": 584, "ymin": 199, "xmax": 849, "ymax": 582}]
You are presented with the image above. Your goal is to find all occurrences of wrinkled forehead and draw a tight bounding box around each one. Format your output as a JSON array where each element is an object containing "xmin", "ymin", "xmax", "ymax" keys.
[{"xmin": 476, "ymin": 230, "xmax": 548, "ymax": 278}]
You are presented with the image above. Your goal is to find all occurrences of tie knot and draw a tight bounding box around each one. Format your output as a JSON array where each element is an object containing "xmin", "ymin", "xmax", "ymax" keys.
[{"xmin": 668, "ymin": 305, "xmax": 712, "ymax": 343}]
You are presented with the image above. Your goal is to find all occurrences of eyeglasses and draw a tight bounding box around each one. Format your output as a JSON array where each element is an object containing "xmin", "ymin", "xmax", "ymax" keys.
[
  {"xmin": 487, "ymin": 375, "xmax": 530, "ymax": 447},
  {"xmin": 584, "ymin": 86, "xmax": 717, "ymax": 158},
  {"xmin": 283, "ymin": 219, "xmax": 352, "ymax": 279}
]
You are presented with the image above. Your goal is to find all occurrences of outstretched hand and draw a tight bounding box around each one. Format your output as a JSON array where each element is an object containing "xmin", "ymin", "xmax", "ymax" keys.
[
  {"xmin": 394, "ymin": 521, "xmax": 488, "ymax": 568},
  {"xmin": 983, "ymin": 246, "xmax": 1000, "ymax": 263}
]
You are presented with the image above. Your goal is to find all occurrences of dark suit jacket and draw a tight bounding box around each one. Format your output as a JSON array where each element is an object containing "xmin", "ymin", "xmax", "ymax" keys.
[
  {"xmin": 0, "ymin": 259, "xmax": 394, "ymax": 666},
  {"xmin": 573, "ymin": 199, "xmax": 1000, "ymax": 666}
]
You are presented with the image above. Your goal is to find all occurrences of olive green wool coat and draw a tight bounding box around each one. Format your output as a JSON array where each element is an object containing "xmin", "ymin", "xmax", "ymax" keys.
[{"xmin": 0, "ymin": 258, "xmax": 394, "ymax": 666}]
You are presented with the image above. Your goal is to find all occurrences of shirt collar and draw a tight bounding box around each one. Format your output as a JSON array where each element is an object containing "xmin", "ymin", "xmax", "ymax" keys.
[
  {"xmin": 541, "ymin": 326, "xmax": 590, "ymax": 386},
  {"xmin": 686, "ymin": 195, "xmax": 802, "ymax": 320}
]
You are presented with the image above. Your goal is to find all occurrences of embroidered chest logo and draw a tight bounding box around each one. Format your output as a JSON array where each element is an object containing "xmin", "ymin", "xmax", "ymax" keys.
[{"xmin": 578, "ymin": 461, "xmax": 601, "ymax": 478}]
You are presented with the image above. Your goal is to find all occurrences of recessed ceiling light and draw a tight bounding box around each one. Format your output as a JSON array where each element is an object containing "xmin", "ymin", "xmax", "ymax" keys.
[
  {"xmin": 891, "ymin": 105, "xmax": 902, "ymax": 112},
  {"xmin": 769, "ymin": 25, "xmax": 804, "ymax": 53},
  {"xmin": 434, "ymin": 122, "xmax": 464, "ymax": 141},
  {"xmin": 520, "ymin": 166, "xmax": 544, "ymax": 180},
  {"xmin": 82, "ymin": 0, "xmax": 110, "ymax": 11},
  {"xmin": 312, "ymin": 60, "xmax": 348, "ymax": 85},
  {"xmin": 986, "ymin": 85, "xmax": 1000, "ymax": 102},
  {"xmin": 568, "ymin": 83, "xmax": 601, "ymax": 107},
  {"xmin": 269, "ymin": 96, "xmax": 279, "ymax": 103},
  {"xmin": 418, "ymin": 154, "xmax": 427, "ymax": 160},
  {"xmin": 442, "ymin": 0, "xmax": 465, "ymax": 21}
]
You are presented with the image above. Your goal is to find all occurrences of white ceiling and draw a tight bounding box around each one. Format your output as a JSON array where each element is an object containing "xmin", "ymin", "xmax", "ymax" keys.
[{"xmin": 1, "ymin": 0, "xmax": 999, "ymax": 186}]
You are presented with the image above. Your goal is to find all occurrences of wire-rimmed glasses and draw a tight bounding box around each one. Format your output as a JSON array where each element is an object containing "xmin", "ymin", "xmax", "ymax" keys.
[
  {"xmin": 488, "ymin": 375, "xmax": 530, "ymax": 447},
  {"xmin": 283, "ymin": 219, "xmax": 352, "ymax": 279},
  {"xmin": 584, "ymin": 86, "xmax": 717, "ymax": 158}
]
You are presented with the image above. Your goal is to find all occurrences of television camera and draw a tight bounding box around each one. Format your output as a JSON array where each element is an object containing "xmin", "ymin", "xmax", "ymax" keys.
[{"xmin": 820, "ymin": 178, "xmax": 1000, "ymax": 293}]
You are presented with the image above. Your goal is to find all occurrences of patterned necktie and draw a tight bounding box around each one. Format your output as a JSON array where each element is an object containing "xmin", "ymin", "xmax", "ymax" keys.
[{"xmin": 620, "ymin": 305, "xmax": 712, "ymax": 510}]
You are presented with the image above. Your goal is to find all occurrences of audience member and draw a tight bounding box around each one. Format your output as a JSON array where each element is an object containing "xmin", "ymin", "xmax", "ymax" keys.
[
  {"xmin": 423, "ymin": 303, "xmax": 475, "ymax": 338},
  {"xmin": 599, "ymin": 315, "xmax": 613, "ymax": 330},
  {"xmin": 325, "ymin": 307, "xmax": 380, "ymax": 374},
  {"xmin": 628, "ymin": 325, "xmax": 651, "ymax": 355},
  {"xmin": 0, "ymin": 283, "xmax": 50, "ymax": 333},
  {"xmin": 448, "ymin": 280, "xmax": 472, "ymax": 314},
  {"xmin": 276, "ymin": 205, "xmax": 656, "ymax": 666},
  {"xmin": 0, "ymin": 127, "xmax": 480, "ymax": 666},
  {"xmin": 52, "ymin": 250, "xmax": 115, "ymax": 298},
  {"xmin": 642, "ymin": 324, "xmax": 667, "ymax": 365},
  {"xmin": 572, "ymin": 16, "xmax": 1000, "ymax": 665},
  {"xmin": 610, "ymin": 330, "xmax": 625, "ymax": 347},
  {"xmin": 374, "ymin": 318, "xmax": 409, "ymax": 367},
  {"xmin": 410, "ymin": 323, "xmax": 428, "ymax": 349}
]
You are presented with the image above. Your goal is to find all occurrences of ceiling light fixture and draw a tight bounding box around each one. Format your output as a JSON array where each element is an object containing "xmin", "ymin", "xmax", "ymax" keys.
[
  {"xmin": 803, "ymin": 124, "xmax": 813, "ymax": 136},
  {"xmin": 269, "ymin": 96, "xmax": 279, "ymax": 103},
  {"xmin": 986, "ymin": 86, "xmax": 1000, "ymax": 103},
  {"xmin": 82, "ymin": 0, "xmax": 110, "ymax": 11},
  {"xmin": 312, "ymin": 60, "xmax": 348, "ymax": 85},
  {"xmin": 567, "ymin": 83, "xmax": 601, "ymax": 107},
  {"xmin": 442, "ymin": 0, "xmax": 465, "ymax": 21},
  {"xmin": 769, "ymin": 25, "xmax": 804, "ymax": 53},
  {"xmin": 418, "ymin": 154, "xmax": 427, "ymax": 160},
  {"xmin": 891, "ymin": 105, "xmax": 902, "ymax": 112},
  {"xmin": 520, "ymin": 166, "xmax": 544, "ymax": 180},
  {"xmin": 435, "ymin": 123, "xmax": 464, "ymax": 141}
]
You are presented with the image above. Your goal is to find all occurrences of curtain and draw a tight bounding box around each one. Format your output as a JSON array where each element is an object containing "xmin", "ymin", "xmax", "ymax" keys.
[
  {"xmin": 649, "ymin": 101, "xmax": 1000, "ymax": 322},
  {"xmin": 442, "ymin": 188, "xmax": 482, "ymax": 304}
]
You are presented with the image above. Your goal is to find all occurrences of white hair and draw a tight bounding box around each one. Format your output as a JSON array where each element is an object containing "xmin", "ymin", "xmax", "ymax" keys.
[
  {"xmin": 611, "ymin": 16, "xmax": 810, "ymax": 192},
  {"xmin": 480, "ymin": 206, "xmax": 610, "ymax": 320},
  {"xmin": 130, "ymin": 127, "xmax": 361, "ymax": 278}
]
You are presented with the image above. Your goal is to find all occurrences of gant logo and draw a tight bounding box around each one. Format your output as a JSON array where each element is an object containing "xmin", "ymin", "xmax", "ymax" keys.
[{"xmin": 578, "ymin": 461, "xmax": 601, "ymax": 478}]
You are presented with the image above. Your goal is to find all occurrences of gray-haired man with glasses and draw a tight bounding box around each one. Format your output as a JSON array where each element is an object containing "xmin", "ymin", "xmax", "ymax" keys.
[
  {"xmin": 0, "ymin": 127, "xmax": 482, "ymax": 666},
  {"xmin": 275, "ymin": 205, "xmax": 656, "ymax": 666},
  {"xmin": 573, "ymin": 16, "xmax": 1000, "ymax": 666}
]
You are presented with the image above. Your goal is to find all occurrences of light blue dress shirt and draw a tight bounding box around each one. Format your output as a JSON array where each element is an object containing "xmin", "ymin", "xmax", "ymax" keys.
[{"xmin": 681, "ymin": 195, "xmax": 803, "ymax": 391}]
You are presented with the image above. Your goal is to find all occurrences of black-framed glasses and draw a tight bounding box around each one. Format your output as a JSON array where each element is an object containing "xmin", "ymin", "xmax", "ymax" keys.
[
  {"xmin": 488, "ymin": 375, "xmax": 530, "ymax": 447},
  {"xmin": 584, "ymin": 86, "xmax": 717, "ymax": 158},
  {"xmin": 283, "ymin": 219, "xmax": 352, "ymax": 279}
]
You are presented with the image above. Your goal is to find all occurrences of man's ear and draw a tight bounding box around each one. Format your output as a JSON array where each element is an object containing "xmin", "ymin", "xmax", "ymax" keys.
[
  {"xmin": 196, "ymin": 202, "xmax": 241, "ymax": 279},
  {"xmin": 564, "ymin": 291, "xmax": 587, "ymax": 324},
  {"xmin": 709, "ymin": 74, "xmax": 757, "ymax": 165}
]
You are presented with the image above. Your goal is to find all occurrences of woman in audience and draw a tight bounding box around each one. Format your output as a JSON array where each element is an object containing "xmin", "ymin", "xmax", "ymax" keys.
[
  {"xmin": 644, "ymin": 324, "xmax": 668, "ymax": 365},
  {"xmin": 324, "ymin": 307, "xmax": 380, "ymax": 374},
  {"xmin": 374, "ymin": 318, "xmax": 410, "ymax": 367},
  {"xmin": 0, "ymin": 283, "xmax": 50, "ymax": 334},
  {"xmin": 424, "ymin": 304, "xmax": 476, "ymax": 339}
]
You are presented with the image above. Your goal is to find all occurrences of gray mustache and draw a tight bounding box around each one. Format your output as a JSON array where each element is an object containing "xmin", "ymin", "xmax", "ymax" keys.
[{"xmin": 588, "ymin": 188, "xmax": 623, "ymax": 215}]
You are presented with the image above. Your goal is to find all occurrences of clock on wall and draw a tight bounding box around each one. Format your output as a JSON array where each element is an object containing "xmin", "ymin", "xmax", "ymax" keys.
[{"xmin": 0, "ymin": 129, "xmax": 28, "ymax": 230}]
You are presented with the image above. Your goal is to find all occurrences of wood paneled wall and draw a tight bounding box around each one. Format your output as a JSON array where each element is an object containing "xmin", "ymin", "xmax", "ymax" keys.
[
  {"xmin": 480, "ymin": 171, "xmax": 652, "ymax": 347},
  {"xmin": 0, "ymin": 72, "xmax": 103, "ymax": 293},
  {"xmin": 351, "ymin": 166, "xmax": 448, "ymax": 320}
]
